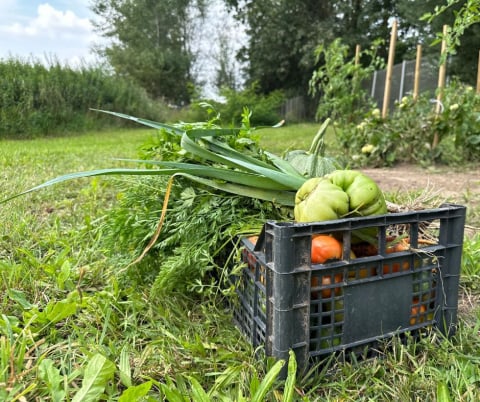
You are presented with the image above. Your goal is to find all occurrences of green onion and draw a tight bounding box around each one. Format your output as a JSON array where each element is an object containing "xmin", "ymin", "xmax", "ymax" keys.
[{"xmin": 1, "ymin": 110, "xmax": 308, "ymax": 206}]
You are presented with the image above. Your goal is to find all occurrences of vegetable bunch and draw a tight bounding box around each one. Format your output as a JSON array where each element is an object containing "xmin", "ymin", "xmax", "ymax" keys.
[{"xmin": 1, "ymin": 109, "xmax": 388, "ymax": 263}]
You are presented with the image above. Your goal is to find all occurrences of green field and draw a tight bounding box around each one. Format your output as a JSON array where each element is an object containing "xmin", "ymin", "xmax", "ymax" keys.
[{"xmin": 1, "ymin": 126, "xmax": 480, "ymax": 401}]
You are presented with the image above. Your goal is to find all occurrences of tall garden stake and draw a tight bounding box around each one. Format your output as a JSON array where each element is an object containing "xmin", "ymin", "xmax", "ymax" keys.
[
  {"xmin": 413, "ymin": 44, "xmax": 422, "ymax": 100},
  {"xmin": 476, "ymin": 49, "xmax": 480, "ymax": 94},
  {"xmin": 433, "ymin": 25, "xmax": 448, "ymax": 150},
  {"xmin": 382, "ymin": 19, "xmax": 397, "ymax": 118}
]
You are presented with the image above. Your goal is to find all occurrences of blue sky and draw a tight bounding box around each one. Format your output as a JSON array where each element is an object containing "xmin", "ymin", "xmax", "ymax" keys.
[{"xmin": 0, "ymin": 0, "xmax": 101, "ymax": 66}]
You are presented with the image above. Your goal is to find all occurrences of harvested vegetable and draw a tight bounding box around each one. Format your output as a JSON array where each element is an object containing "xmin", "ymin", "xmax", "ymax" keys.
[
  {"xmin": 326, "ymin": 170, "xmax": 387, "ymax": 217},
  {"xmin": 294, "ymin": 178, "xmax": 350, "ymax": 222},
  {"xmin": 283, "ymin": 118, "xmax": 338, "ymax": 178},
  {"xmin": 294, "ymin": 169, "xmax": 387, "ymax": 223},
  {"xmin": 311, "ymin": 235, "xmax": 343, "ymax": 264}
]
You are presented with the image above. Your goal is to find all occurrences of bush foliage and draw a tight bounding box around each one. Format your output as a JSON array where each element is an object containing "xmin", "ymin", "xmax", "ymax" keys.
[
  {"xmin": 209, "ymin": 84, "xmax": 286, "ymax": 126},
  {"xmin": 0, "ymin": 57, "xmax": 166, "ymax": 138},
  {"xmin": 337, "ymin": 81, "xmax": 480, "ymax": 167}
]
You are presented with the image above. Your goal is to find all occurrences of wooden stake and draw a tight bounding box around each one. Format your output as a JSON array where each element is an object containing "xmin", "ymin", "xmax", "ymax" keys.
[
  {"xmin": 477, "ymin": 49, "xmax": 480, "ymax": 94},
  {"xmin": 413, "ymin": 44, "xmax": 422, "ymax": 100},
  {"xmin": 433, "ymin": 25, "xmax": 448, "ymax": 149},
  {"xmin": 382, "ymin": 19, "xmax": 397, "ymax": 119},
  {"xmin": 355, "ymin": 44, "xmax": 361, "ymax": 65}
]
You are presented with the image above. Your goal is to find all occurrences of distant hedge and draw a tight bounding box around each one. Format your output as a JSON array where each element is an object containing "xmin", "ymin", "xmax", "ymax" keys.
[{"xmin": 0, "ymin": 58, "xmax": 166, "ymax": 138}]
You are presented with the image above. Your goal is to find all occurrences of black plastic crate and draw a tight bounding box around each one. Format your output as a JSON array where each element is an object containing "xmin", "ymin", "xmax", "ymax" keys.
[{"xmin": 231, "ymin": 203, "xmax": 466, "ymax": 373}]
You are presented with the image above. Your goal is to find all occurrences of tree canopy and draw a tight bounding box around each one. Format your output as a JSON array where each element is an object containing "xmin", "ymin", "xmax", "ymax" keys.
[{"xmin": 91, "ymin": 0, "xmax": 205, "ymax": 104}]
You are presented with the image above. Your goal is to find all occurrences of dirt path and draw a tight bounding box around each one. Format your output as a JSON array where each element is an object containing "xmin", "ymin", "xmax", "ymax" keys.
[{"xmin": 361, "ymin": 165, "xmax": 480, "ymax": 207}]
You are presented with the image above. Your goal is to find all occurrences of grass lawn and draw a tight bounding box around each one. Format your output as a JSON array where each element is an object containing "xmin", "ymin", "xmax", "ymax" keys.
[
  {"xmin": 1, "ymin": 126, "xmax": 479, "ymax": 401},
  {"xmin": 257, "ymin": 122, "xmax": 339, "ymax": 155}
]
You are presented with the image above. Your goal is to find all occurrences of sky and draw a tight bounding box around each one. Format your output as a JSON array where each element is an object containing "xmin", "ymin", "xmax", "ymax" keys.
[{"xmin": 0, "ymin": 0, "xmax": 101, "ymax": 66}]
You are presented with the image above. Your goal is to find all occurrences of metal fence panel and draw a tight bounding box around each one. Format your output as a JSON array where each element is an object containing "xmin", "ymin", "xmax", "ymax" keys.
[{"xmin": 365, "ymin": 58, "xmax": 440, "ymax": 111}]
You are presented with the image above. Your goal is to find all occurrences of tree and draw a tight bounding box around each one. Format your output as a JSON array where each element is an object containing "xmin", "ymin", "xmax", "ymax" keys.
[
  {"xmin": 422, "ymin": 0, "xmax": 480, "ymax": 84},
  {"xmin": 91, "ymin": 0, "xmax": 205, "ymax": 104},
  {"xmin": 225, "ymin": 0, "xmax": 334, "ymax": 97}
]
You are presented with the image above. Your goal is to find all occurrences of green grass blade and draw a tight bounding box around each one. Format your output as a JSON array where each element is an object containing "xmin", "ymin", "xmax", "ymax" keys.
[
  {"xmin": 118, "ymin": 381, "xmax": 153, "ymax": 402},
  {"xmin": 119, "ymin": 345, "xmax": 132, "ymax": 388},
  {"xmin": 209, "ymin": 365, "xmax": 244, "ymax": 396},
  {"xmin": 72, "ymin": 354, "xmax": 116, "ymax": 402},
  {"xmin": 250, "ymin": 359, "xmax": 285, "ymax": 402},
  {"xmin": 283, "ymin": 350, "xmax": 297, "ymax": 402},
  {"xmin": 436, "ymin": 381, "xmax": 453, "ymax": 402},
  {"xmin": 187, "ymin": 376, "xmax": 210, "ymax": 401}
]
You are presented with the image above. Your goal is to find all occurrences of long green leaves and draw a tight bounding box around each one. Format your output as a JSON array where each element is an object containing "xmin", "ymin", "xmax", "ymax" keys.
[
  {"xmin": 179, "ymin": 130, "xmax": 305, "ymax": 189},
  {"xmin": 91, "ymin": 109, "xmax": 185, "ymax": 134},
  {"xmin": 1, "ymin": 110, "xmax": 305, "ymax": 206}
]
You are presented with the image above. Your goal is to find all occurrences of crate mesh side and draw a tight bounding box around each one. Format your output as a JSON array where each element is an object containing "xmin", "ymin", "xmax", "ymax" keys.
[
  {"xmin": 232, "ymin": 245, "xmax": 267, "ymax": 348},
  {"xmin": 307, "ymin": 212, "xmax": 461, "ymax": 359}
]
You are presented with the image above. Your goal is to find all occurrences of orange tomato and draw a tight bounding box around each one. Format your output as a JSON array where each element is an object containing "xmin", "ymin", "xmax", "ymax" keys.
[
  {"xmin": 349, "ymin": 266, "xmax": 376, "ymax": 279},
  {"xmin": 320, "ymin": 274, "xmax": 343, "ymax": 298},
  {"xmin": 383, "ymin": 238, "xmax": 410, "ymax": 274},
  {"xmin": 382, "ymin": 260, "xmax": 410, "ymax": 275},
  {"xmin": 386, "ymin": 238, "xmax": 410, "ymax": 253},
  {"xmin": 311, "ymin": 235, "xmax": 342, "ymax": 264},
  {"xmin": 410, "ymin": 298, "xmax": 427, "ymax": 325},
  {"xmin": 311, "ymin": 276, "xmax": 319, "ymax": 300},
  {"xmin": 311, "ymin": 274, "xmax": 343, "ymax": 299}
]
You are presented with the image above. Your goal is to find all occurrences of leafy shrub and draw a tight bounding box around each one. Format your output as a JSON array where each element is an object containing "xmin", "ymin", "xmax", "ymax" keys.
[
  {"xmin": 0, "ymin": 57, "xmax": 166, "ymax": 138},
  {"xmin": 339, "ymin": 81, "xmax": 480, "ymax": 167},
  {"xmin": 309, "ymin": 38, "xmax": 384, "ymax": 124},
  {"xmin": 209, "ymin": 84, "xmax": 285, "ymax": 126}
]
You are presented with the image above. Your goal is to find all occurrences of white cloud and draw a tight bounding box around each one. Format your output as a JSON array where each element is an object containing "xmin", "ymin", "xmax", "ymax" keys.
[
  {"xmin": 3, "ymin": 3, "xmax": 93, "ymax": 40},
  {"xmin": 0, "ymin": 2, "xmax": 102, "ymax": 66}
]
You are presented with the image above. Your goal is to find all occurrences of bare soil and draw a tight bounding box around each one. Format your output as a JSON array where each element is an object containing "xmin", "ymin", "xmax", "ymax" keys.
[{"xmin": 361, "ymin": 164, "xmax": 480, "ymax": 208}]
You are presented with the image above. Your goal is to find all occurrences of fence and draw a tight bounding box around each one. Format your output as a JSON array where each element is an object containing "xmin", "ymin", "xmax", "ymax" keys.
[
  {"xmin": 283, "ymin": 21, "xmax": 479, "ymax": 122},
  {"xmin": 280, "ymin": 96, "xmax": 308, "ymax": 122},
  {"xmin": 363, "ymin": 58, "xmax": 440, "ymax": 112},
  {"xmin": 282, "ymin": 57, "xmax": 440, "ymax": 121}
]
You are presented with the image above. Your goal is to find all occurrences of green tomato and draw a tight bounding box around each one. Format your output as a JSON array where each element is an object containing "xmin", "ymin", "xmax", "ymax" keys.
[
  {"xmin": 294, "ymin": 170, "xmax": 387, "ymax": 223},
  {"xmin": 325, "ymin": 170, "xmax": 387, "ymax": 217},
  {"xmin": 294, "ymin": 178, "xmax": 349, "ymax": 222}
]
